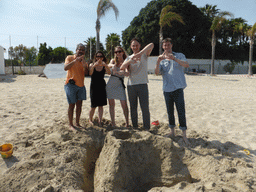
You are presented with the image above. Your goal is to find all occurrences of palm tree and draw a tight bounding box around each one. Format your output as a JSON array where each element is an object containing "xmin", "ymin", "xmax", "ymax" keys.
[
  {"xmin": 210, "ymin": 11, "xmax": 233, "ymax": 75},
  {"xmin": 200, "ymin": 4, "xmax": 219, "ymax": 18},
  {"xmin": 233, "ymin": 18, "xmax": 249, "ymax": 46},
  {"xmin": 159, "ymin": 5, "xmax": 184, "ymax": 54},
  {"xmin": 96, "ymin": 0, "xmax": 119, "ymax": 51},
  {"xmin": 84, "ymin": 37, "xmax": 104, "ymax": 60},
  {"xmin": 105, "ymin": 33, "xmax": 121, "ymax": 60},
  {"xmin": 247, "ymin": 22, "xmax": 256, "ymax": 76}
]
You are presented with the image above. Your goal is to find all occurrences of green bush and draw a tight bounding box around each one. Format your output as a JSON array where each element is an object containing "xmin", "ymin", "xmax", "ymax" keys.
[
  {"xmin": 17, "ymin": 70, "xmax": 26, "ymax": 75},
  {"xmin": 223, "ymin": 62, "xmax": 236, "ymax": 74},
  {"xmin": 252, "ymin": 65, "xmax": 256, "ymax": 74}
]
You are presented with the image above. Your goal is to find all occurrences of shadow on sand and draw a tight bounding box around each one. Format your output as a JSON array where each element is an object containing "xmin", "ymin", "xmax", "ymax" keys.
[{"xmin": 0, "ymin": 75, "xmax": 17, "ymax": 83}]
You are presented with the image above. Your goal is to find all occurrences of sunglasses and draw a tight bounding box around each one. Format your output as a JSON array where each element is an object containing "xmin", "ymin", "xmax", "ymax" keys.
[
  {"xmin": 78, "ymin": 48, "xmax": 85, "ymax": 51},
  {"xmin": 114, "ymin": 50, "xmax": 123, "ymax": 54},
  {"xmin": 96, "ymin": 55, "xmax": 104, "ymax": 58}
]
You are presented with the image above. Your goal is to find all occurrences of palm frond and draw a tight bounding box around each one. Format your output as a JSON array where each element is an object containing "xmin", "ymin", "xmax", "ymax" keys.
[
  {"xmin": 247, "ymin": 23, "xmax": 256, "ymax": 37},
  {"xmin": 200, "ymin": 4, "xmax": 219, "ymax": 18},
  {"xmin": 160, "ymin": 5, "xmax": 173, "ymax": 16},
  {"xmin": 210, "ymin": 11, "xmax": 233, "ymax": 31},
  {"xmin": 160, "ymin": 5, "xmax": 173, "ymax": 22},
  {"xmin": 218, "ymin": 11, "xmax": 233, "ymax": 18},
  {"xmin": 159, "ymin": 5, "xmax": 184, "ymax": 27},
  {"xmin": 97, "ymin": 0, "xmax": 119, "ymax": 20},
  {"xmin": 160, "ymin": 12, "xmax": 184, "ymax": 27}
]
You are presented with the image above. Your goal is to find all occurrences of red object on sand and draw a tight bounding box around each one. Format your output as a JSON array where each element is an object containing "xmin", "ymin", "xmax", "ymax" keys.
[{"xmin": 151, "ymin": 120, "xmax": 159, "ymax": 126}]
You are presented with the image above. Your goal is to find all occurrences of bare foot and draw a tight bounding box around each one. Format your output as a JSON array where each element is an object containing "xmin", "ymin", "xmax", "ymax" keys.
[
  {"xmin": 69, "ymin": 125, "xmax": 77, "ymax": 132},
  {"xmin": 111, "ymin": 122, "xmax": 116, "ymax": 127},
  {"xmin": 88, "ymin": 120, "xmax": 94, "ymax": 126},
  {"xmin": 75, "ymin": 123, "xmax": 82, "ymax": 127},
  {"xmin": 182, "ymin": 130, "xmax": 191, "ymax": 146},
  {"xmin": 164, "ymin": 128, "xmax": 175, "ymax": 139},
  {"xmin": 183, "ymin": 136, "xmax": 191, "ymax": 146}
]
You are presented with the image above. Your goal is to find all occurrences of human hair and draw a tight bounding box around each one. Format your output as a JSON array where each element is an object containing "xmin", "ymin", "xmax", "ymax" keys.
[
  {"xmin": 130, "ymin": 37, "xmax": 141, "ymax": 45},
  {"xmin": 94, "ymin": 51, "xmax": 107, "ymax": 63},
  {"xmin": 76, "ymin": 43, "xmax": 85, "ymax": 50},
  {"xmin": 114, "ymin": 46, "xmax": 127, "ymax": 65},
  {"xmin": 162, "ymin": 38, "xmax": 173, "ymax": 44}
]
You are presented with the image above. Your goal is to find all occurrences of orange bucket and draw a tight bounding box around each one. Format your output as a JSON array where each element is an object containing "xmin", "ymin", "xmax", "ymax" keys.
[{"xmin": 0, "ymin": 144, "xmax": 13, "ymax": 159}]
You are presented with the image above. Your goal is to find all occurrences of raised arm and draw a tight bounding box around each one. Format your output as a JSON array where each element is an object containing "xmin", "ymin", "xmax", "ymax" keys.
[
  {"xmin": 108, "ymin": 59, "xmax": 115, "ymax": 69},
  {"xmin": 174, "ymin": 57, "xmax": 189, "ymax": 68},
  {"xmin": 168, "ymin": 52, "xmax": 189, "ymax": 68},
  {"xmin": 83, "ymin": 61, "xmax": 89, "ymax": 76},
  {"xmin": 155, "ymin": 54, "xmax": 165, "ymax": 75},
  {"xmin": 103, "ymin": 62, "xmax": 111, "ymax": 75},
  {"xmin": 64, "ymin": 55, "xmax": 86, "ymax": 71},
  {"xmin": 89, "ymin": 63, "xmax": 95, "ymax": 76},
  {"xmin": 120, "ymin": 57, "xmax": 133, "ymax": 70},
  {"xmin": 120, "ymin": 43, "xmax": 154, "ymax": 70},
  {"xmin": 140, "ymin": 42, "xmax": 154, "ymax": 56}
]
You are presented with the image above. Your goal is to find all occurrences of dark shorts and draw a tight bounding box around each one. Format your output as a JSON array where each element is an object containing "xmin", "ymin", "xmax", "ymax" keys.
[{"xmin": 64, "ymin": 83, "xmax": 86, "ymax": 104}]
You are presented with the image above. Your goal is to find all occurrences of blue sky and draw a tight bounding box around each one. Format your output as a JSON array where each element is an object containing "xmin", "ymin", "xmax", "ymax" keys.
[{"xmin": 0, "ymin": 0, "xmax": 255, "ymax": 58}]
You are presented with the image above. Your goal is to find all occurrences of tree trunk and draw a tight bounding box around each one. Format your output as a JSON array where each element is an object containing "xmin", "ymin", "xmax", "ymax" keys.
[
  {"xmin": 248, "ymin": 38, "xmax": 254, "ymax": 76},
  {"xmin": 96, "ymin": 31, "xmax": 100, "ymax": 52},
  {"xmin": 96, "ymin": 19, "xmax": 100, "ymax": 52},
  {"xmin": 211, "ymin": 32, "xmax": 216, "ymax": 75},
  {"xmin": 159, "ymin": 27, "xmax": 163, "ymax": 55}
]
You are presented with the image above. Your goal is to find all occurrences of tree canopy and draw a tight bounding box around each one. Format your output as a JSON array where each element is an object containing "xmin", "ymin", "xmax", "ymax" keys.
[
  {"xmin": 51, "ymin": 47, "xmax": 73, "ymax": 63},
  {"xmin": 122, "ymin": 0, "xmax": 211, "ymax": 58},
  {"xmin": 105, "ymin": 33, "xmax": 121, "ymax": 60},
  {"xmin": 37, "ymin": 43, "xmax": 53, "ymax": 65},
  {"xmin": 84, "ymin": 37, "xmax": 105, "ymax": 62},
  {"xmin": 122, "ymin": 0, "xmax": 256, "ymax": 62},
  {"xmin": 37, "ymin": 43, "xmax": 73, "ymax": 65}
]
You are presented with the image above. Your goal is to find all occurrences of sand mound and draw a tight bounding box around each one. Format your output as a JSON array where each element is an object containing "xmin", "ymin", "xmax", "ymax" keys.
[{"xmin": 0, "ymin": 118, "xmax": 255, "ymax": 192}]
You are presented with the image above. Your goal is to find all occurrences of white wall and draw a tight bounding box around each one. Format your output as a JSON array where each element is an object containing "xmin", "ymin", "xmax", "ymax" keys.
[
  {"xmin": 148, "ymin": 57, "xmax": 256, "ymax": 74},
  {"xmin": 0, "ymin": 46, "xmax": 5, "ymax": 75}
]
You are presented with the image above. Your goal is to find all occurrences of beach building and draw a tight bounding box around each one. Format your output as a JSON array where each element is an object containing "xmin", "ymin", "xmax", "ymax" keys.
[{"xmin": 0, "ymin": 45, "xmax": 5, "ymax": 75}]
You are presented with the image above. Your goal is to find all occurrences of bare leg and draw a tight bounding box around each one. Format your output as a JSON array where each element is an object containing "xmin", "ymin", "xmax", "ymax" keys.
[
  {"xmin": 68, "ymin": 103, "xmax": 76, "ymax": 131},
  {"xmin": 89, "ymin": 107, "xmax": 96, "ymax": 126},
  {"xmin": 108, "ymin": 99, "xmax": 115, "ymax": 126},
  {"xmin": 75, "ymin": 100, "xmax": 82, "ymax": 127},
  {"xmin": 120, "ymin": 100, "xmax": 129, "ymax": 127},
  {"xmin": 98, "ymin": 106, "xmax": 103, "ymax": 126}
]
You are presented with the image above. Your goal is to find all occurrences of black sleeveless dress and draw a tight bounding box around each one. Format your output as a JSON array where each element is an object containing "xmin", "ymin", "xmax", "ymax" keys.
[{"xmin": 90, "ymin": 67, "xmax": 107, "ymax": 108}]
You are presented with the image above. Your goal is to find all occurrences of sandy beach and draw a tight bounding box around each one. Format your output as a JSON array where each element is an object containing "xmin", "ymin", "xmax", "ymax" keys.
[{"xmin": 0, "ymin": 74, "xmax": 256, "ymax": 191}]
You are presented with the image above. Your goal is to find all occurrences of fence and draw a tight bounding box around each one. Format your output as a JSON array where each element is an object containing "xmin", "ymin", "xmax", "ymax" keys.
[{"xmin": 5, "ymin": 66, "xmax": 45, "ymax": 74}]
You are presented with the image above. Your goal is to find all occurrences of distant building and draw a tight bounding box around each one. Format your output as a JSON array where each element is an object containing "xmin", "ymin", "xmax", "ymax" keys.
[{"xmin": 0, "ymin": 46, "xmax": 5, "ymax": 75}]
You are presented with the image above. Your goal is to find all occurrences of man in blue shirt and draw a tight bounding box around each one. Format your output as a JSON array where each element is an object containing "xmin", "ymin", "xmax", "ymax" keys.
[{"xmin": 155, "ymin": 38, "xmax": 190, "ymax": 144}]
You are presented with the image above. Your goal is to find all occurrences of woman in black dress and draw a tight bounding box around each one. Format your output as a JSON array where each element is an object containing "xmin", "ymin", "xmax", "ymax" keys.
[{"xmin": 89, "ymin": 51, "xmax": 111, "ymax": 126}]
